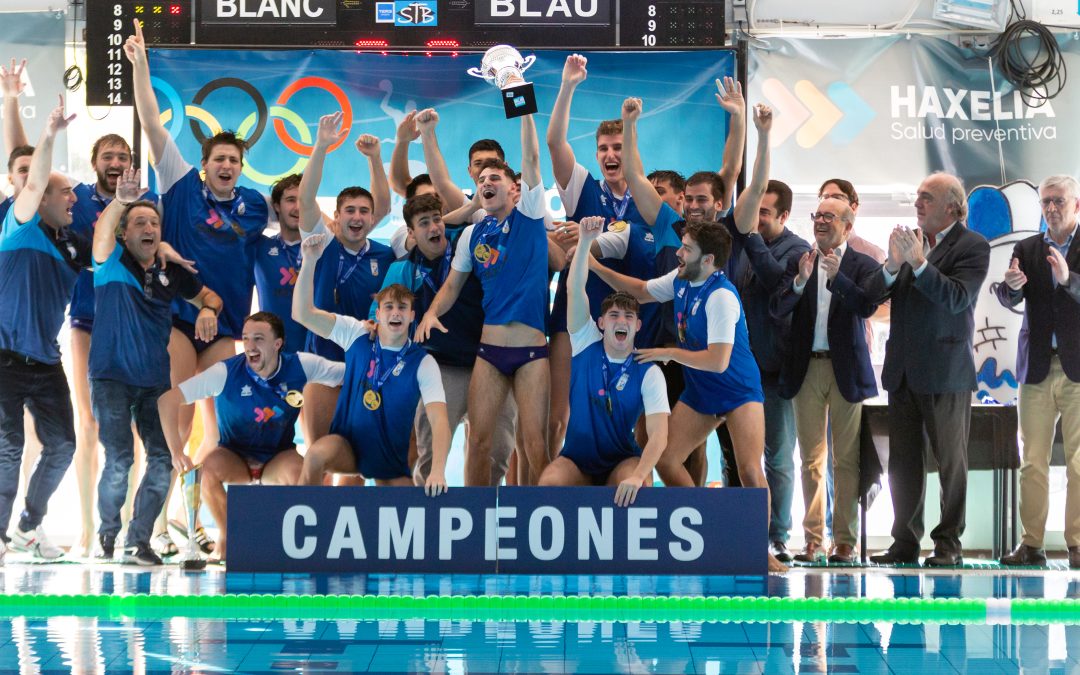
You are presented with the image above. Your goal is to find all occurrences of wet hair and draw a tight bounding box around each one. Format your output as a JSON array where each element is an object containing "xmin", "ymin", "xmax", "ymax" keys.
[
  {"xmin": 374, "ymin": 283, "xmax": 415, "ymax": 309},
  {"xmin": 270, "ymin": 173, "xmax": 302, "ymax": 206},
  {"xmin": 648, "ymin": 170, "xmax": 686, "ymax": 193},
  {"xmin": 115, "ymin": 199, "xmax": 159, "ymax": 236},
  {"xmin": 91, "ymin": 134, "xmax": 132, "ymax": 164},
  {"xmin": 403, "ymin": 193, "xmax": 444, "ymax": 229},
  {"xmin": 766, "ymin": 180, "xmax": 794, "ymax": 216},
  {"xmin": 475, "ymin": 157, "xmax": 516, "ymax": 182},
  {"xmin": 405, "ymin": 173, "xmax": 434, "ymax": 200},
  {"xmin": 686, "ymin": 171, "xmax": 725, "ymax": 202},
  {"xmin": 336, "ymin": 186, "xmax": 374, "ymax": 212},
  {"xmin": 684, "ymin": 219, "xmax": 732, "ymax": 270},
  {"xmin": 6, "ymin": 145, "xmax": 33, "ymax": 173},
  {"xmin": 201, "ymin": 131, "xmax": 246, "ymax": 163},
  {"xmin": 245, "ymin": 311, "xmax": 286, "ymax": 344},
  {"xmin": 595, "ymin": 119, "xmax": 623, "ymax": 141},
  {"xmin": 817, "ymin": 178, "xmax": 858, "ymax": 206},
  {"xmin": 600, "ymin": 291, "xmax": 640, "ymax": 316},
  {"xmin": 468, "ymin": 139, "xmax": 505, "ymax": 162}
]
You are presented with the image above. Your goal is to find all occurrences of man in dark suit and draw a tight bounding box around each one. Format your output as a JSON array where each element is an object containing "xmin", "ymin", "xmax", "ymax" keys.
[
  {"xmin": 864, "ymin": 172, "xmax": 990, "ymax": 567},
  {"xmin": 773, "ymin": 198, "xmax": 881, "ymax": 564},
  {"xmin": 997, "ymin": 174, "xmax": 1080, "ymax": 568}
]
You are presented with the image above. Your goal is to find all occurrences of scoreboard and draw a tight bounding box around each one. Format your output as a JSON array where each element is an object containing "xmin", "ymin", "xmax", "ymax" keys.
[{"xmin": 86, "ymin": 0, "xmax": 724, "ymax": 105}]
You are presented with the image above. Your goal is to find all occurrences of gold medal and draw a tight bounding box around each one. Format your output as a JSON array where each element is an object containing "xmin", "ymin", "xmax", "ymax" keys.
[
  {"xmin": 473, "ymin": 243, "xmax": 492, "ymax": 263},
  {"xmin": 284, "ymin": 390, "xmax": 304, "ymax": 408},
  {"xmin": 363, "ymin": 389, "xmax": 382, "ymax": 411},
  {"xmin": 608, "ymin": 220, "xmax": 628, "ymax": 233}
]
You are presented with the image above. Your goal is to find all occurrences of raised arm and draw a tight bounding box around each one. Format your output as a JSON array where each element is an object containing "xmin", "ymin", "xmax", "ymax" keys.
[
  {"xmin": 546, "ymin": 54, "xmax": 587, "ymax": 189},
  {"xmin": 356, "ymin": 133, "xmax": 390, "ymax": 224},
  {"xmin": 292, "ymin": 233, "xmax": 338, "ymax": 337},
  {"xmin": 714, "ymin": 77, "xmax": 746, "ymax": 211},
  {"xmin": 587, "ymin": 254, "xmax": 655, "ymax": 304},
  {"xmin": 732, "ymin": 104, "xmax": 772, "ymax": 235},
  {"xmin": 92, "ymin": 168, "xmax": 144, "ymax": 263},
  {"xmin": 619, "ymin": 97, "xmax": 662, "ymax": 225},
  {"xmin": 299, "ymin": 112, "xmax": 347, "ymax": 233},
  {"xmin": 13, "ymin": 98, "xmax": 73, "ymax": 224},
  {"xmin": 124, "ymin": 19, "xmax": 169, "ymax": 164},
  {"xmin": 520, "ymin": 114, "xmax": 540, "ymax": 190},
  {"xmin": 388, "ymin": 109, "xmax": 418, "ymax": 198},
  {"xmin": 1, "ymin": 58, "xmax": 29, "ymax": 153},
  {"xmin": 416, "ymin": 109, "xmax": 466, "ymax": 211},
  {"xmin": 567, "ymin": 217, "xmax": 604, "ymax": 333}
]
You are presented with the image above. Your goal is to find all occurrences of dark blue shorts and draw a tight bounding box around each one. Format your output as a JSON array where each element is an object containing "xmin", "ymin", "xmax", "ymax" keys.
[
  {"xmin": 476, "ymin": 343, "xmax": 549, "ymax": 377},
  {"xmin": 172, "ymin": 318, "xmax": 230, "ymax": 355}
]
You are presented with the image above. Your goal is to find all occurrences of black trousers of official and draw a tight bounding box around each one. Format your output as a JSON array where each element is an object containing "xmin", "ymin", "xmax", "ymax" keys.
[{"xmin": 887, "ymin": 379, "xmax": 971, "ymax": 556}]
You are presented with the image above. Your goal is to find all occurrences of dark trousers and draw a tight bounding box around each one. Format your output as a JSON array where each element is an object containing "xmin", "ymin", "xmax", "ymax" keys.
[
  {"xmin": 0, "ymin": 353, "xmax": 77, "ymax": 536},
  {"xmin": 887, "ymin": 381, "xmax": 971, "ymax": 556},
  {"xmin": 91, "ymin": 379, "xmax": 172, "ymax": 547}
]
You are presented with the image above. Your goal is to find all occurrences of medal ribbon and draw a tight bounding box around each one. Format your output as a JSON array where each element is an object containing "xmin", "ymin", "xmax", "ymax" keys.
[
  {"xmin": 600, "ymin": 182, "xmax": 632, "ymax": 221},
  {"xmin": 677, "ymin": 271, "xmax": 722, "ymax": 345}
]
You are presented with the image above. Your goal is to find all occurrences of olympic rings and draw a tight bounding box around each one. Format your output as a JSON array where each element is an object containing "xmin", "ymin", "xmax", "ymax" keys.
[
  {"xmin": 273, "ymin": 77, "xmax": 353, "ymax": 156},
  {"xmin": 236, "ymin": 106, "xmax": 311, "ymax": 185},
  {"xmin": 154, "ymin": 74, "xmax": 356, "ymax": 186}
]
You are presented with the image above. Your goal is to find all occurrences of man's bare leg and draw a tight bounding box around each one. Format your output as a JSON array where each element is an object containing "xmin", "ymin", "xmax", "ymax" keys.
[
  {"xmin": 464, "ymin": 358, "xmax": 513, "ymax": 486},
  {"xmin": 512, "ymin": 358, "xmax": 551, "ymax": 485}
]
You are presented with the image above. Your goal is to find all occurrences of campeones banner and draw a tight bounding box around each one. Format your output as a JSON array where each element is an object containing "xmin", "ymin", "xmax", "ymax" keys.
[
  {"xmin": 146, "ymin": 49, "xmax": 735, "ymax": 236},
  {"xmin": 749, "ymin": 35, "xmax": 1080, "ymax": 189},
  {"xmin": 227, "ymin": 486, "xmax": 768, "ymax": 575}
]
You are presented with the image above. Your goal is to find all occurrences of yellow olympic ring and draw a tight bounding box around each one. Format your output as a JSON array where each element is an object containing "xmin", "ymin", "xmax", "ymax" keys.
[
  {"xmin": 159, "ymin": 105, "xmax": 223, "ymax": 135},
  {"xmin": 236, "ymin": 105, "xmax": 312, "ymax": 185}
]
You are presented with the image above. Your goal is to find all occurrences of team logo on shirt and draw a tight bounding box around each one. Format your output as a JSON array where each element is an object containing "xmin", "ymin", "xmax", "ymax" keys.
[
  {"xmin": 644, "ymin": 232, "xmax": 654, "ymax": 243},
  {"xmin": 608, "ymin": 220, "xmax": 628, "ymax": 233},
  {"xmin": 474, "ymin": 243, "xmax": 492, "ymax": 263},
  {"xmin": 241, "ymin": 385, "xmax": 253, "ymax": 397},
  {"xmin": 254, "ymin": 406, "xmax": 284, "ymax": 423},
  {"xmin": 279, "ymin": 267, "xmax": 298, "ymax": 285},
  {"xmin": 269, "ymin": 247, "xmax": 279, "ymax": 256},
  {"xmin": 158, "ymin": 271, "xmax": 169, "ymax": 286}
]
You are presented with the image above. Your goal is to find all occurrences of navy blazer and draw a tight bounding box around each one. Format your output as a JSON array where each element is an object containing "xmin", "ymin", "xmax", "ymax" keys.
[
  {"xmin": 773, "ymin": 246, "xmax": 881, "ymax": 403},
  {"xmin": 862, "ymin": 222, "xmax": 991, "ymax": 394},
  {"xmin": 994, "ymin": 230, "xmax": 1080, "ymax": 384}
]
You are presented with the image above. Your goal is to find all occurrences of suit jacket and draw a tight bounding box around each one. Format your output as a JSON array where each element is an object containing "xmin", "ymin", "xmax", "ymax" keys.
[
  {"xmin": 994, "ymin": 230, "xmax": 1080, "ymax": 384},
  {"xmin": 729, "ymin": 226, "xmax": 811, "ymax": 379},
  {"xmin": 862, "ymin": 222, "xmax": 991, "ymax": 394},
  {"xmin": 773, "ymin": 246, "xmax": 881, "ymax": 403}
]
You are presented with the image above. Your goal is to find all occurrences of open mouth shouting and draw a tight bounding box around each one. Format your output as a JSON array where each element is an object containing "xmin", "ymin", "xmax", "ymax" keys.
[
  {"xmin": 246, "ymin": 350, "xmax": 263, "ymax": 368},
  {"xmin": 612, "ymin": 325, "xmax": 630, "ymax": 345}
]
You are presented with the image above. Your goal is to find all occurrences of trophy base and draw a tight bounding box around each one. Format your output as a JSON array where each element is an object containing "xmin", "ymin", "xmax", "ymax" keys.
[
  {"xmin": 501, "ymin": 82, "xmax": 537, "ymax": 119},
  {"xmin": 180, "ymin": 559, "xmax": 208, "ymax": 571}
]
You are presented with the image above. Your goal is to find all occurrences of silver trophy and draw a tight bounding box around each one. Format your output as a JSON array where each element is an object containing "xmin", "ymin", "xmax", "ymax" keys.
[
  {"xmin": 467, "ymin": 45, "xmax": 538, "ymax": 118},
  {"xmin": 179, "ymin": 466, "xmax": 207, "ymax": 570}
]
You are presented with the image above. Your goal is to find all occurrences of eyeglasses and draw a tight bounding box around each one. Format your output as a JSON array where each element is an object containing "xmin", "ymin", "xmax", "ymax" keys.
[
  {"xmin": 810, "ymin": 212, "xmax": 838, "ymax": 223},
  {"xmin": 1041, "ymin": 197, "xmax": 1070, "ymax": 209},
  {"xmin": 143, "ymin": 270, "xmax": 155, "ymax": 300}
]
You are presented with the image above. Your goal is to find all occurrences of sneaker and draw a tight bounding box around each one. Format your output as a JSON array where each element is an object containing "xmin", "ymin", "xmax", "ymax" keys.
[
  {"xmin": 96, "ymin": 534, "xmax": 116, "ymax": 561},
  {"xmin": 10, "ymin": 526, "xmax": 64, "ymax": 560},
  {"xmin": 192, "ymin": 526, "xmax": 216, "ymax": 555},
  {"xmin": 122, "ymin": 544, "xmax": 163, "ymax": 566},
  {"xmin": 0, "ymin": 539, "xmax": 6, "ymax": 566},
  {"xmin": 769, "ymin": 540, "xmax": 792, "ymax": 563},
  {"xmin": 153, "ymin": 532, "xmax": 178, "ymax": 557}
]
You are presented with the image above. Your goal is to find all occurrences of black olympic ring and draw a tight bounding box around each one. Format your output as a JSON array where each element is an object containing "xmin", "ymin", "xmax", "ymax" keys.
[{"xmin": 189, "ymin": 77, "xmax": 269, "ymax": 149}]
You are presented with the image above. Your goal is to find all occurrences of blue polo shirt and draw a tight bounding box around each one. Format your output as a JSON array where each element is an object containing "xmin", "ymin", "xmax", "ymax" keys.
[
  {"xmin": 89, "ymin": 243, "xmax": 202, "ymax": 388},
  {"xmin": 0, "ymin": 209, "xmax": 91, "ymax": 364},
  {"xmin": 69, "ymin": 183, "xmax": 160, "ymax": 327}
]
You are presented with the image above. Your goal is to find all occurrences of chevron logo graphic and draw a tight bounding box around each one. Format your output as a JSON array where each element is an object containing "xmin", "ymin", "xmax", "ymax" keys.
[
  {"xmin": 254, "ymin": 406, "xmax": 284, "ymax": 423},
  {"xmin": 279, "ymin": 267, "xmax": 298, "ymax": 285},
  {"xmin": 761, "ymin": 79, "xmax": 876, "ymax": 148}
]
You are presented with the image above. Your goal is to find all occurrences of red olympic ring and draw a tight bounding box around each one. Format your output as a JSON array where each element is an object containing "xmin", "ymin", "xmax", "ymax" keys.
[{"xmin": 273, "ymin": 77, "xmax": 353, "ymax": 156}]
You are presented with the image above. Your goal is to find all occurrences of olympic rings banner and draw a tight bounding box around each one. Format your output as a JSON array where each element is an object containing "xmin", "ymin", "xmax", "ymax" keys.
[{"xmin": 147, "ymin": 49, "xmax": 736, "ymax": 240}]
